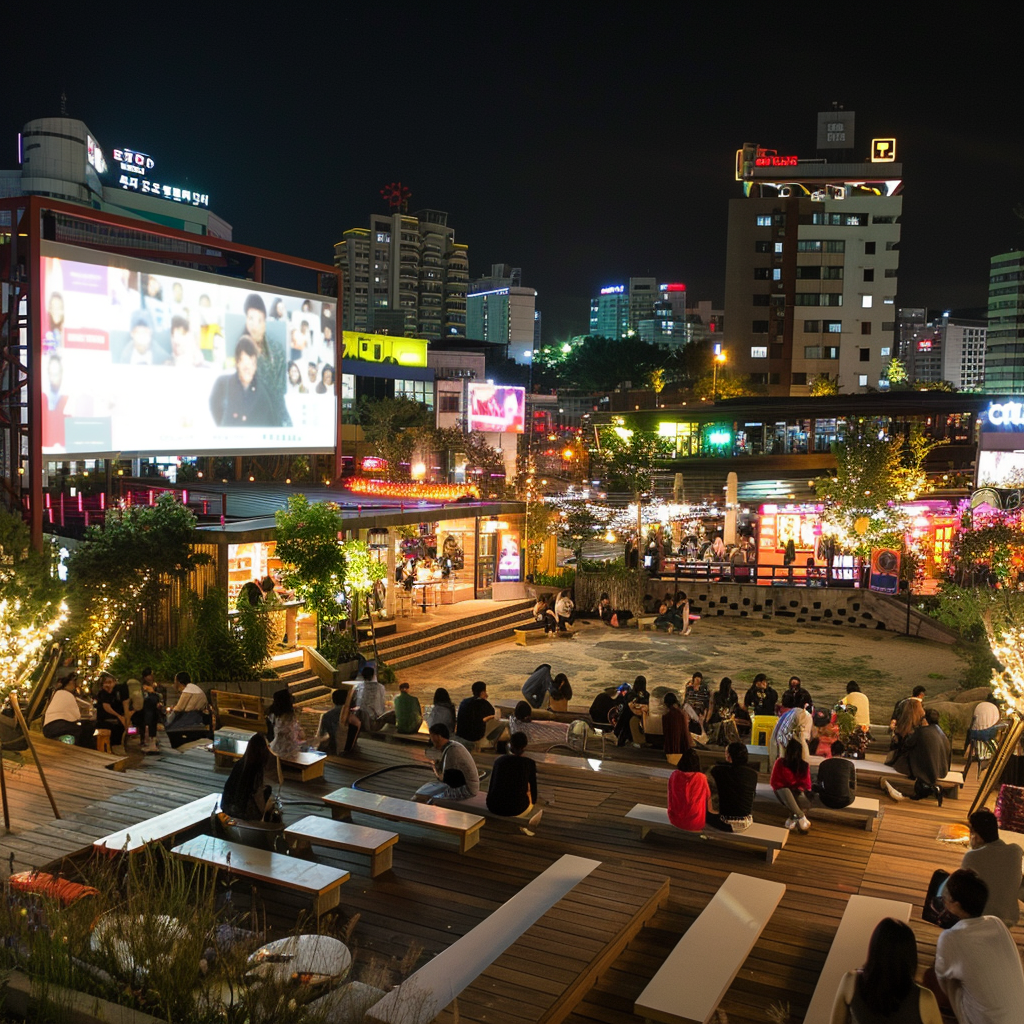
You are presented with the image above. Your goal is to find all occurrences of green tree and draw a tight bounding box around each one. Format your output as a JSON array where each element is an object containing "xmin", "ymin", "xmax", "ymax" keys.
[
  {"xmin": 809, "ymin": 374, "xmax": 839, "ymax": 396},
  {"xmin": 533, "ymin": 336, "xmax": 669, "ymax": 392},
  {"xmin": 559, "ymin": 500, "xmax": 605, "ymax": 563},
  {"xmin": 598, "ymin": 423, "xmax": 662, "ymax": 495},
  {"xmin": 359, "ymin": 396, "xmax": 433, "ymax": 481},
  {"xmin": 274, "ymin": 496, "xmax": 346, "ymax": 647},
  {"xmin": 692, "ymin": 373, "xmax": 766, "ymax": 399},
  {"xmin": 885, "ymin": 356, "xmax": 909, "ymax": 386},
  {"xmin": 67, "ymin": 494, "xmax": 209, "ymax": 658}
]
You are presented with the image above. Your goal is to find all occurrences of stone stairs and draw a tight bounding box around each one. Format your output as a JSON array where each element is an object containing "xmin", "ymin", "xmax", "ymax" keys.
[{"xmin": 372, "ymin": 600, "xmax": 536, "ymax": 674}]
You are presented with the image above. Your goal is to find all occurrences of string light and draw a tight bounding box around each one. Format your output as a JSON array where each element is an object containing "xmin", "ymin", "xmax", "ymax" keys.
[
  {"xmin": 346, "ymin": 479, "xmax": 479, "ymax": 501},
  {"xmin": 0, "ymin": 598, "xmax": 69, "ymax": 700}
]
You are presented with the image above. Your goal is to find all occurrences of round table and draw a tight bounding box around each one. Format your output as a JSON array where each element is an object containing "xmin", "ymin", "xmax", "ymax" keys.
[{"xmin": 248, "ymin": 934, "xmax": 351, "ymax": 985}]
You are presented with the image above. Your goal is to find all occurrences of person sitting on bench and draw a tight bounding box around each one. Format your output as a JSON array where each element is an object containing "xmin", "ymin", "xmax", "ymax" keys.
[
  {"xmin": 662, "ymin": 692, "xmax": 693, "ymax": 758},
  {"xmin": 94, "ymin": 673, "xmax": 127, "ymax": 748},
  {"xmin": 961, "ymin": 809, "xmax": 1024, "ymax": 928},
  {"xmin": 43, "ymin": 673, "xmax": 87, "ymax": 745},
  {"xmin": 416, "ymin": 723, "xmax": 480, "ymax": 802},
  {"xmin": 893, "ymin": 709, "xmax": 951, "ymax": 807},
  {"xmin": 771, "ymin": 738, "xmax": 812, "ymax": 833},
  {"xmin": 319, "ymin": 687, "xmax": 361, "ymax": 754},
  {"xmin": 394, "ymin": 682, "xmax": 423, "ymax": 734},
  {"xmin": 353, "ymin": 666, "xmax": 395, "ymax": 733},
  {"xmin": 706, "ymin": 741, "xmax": 758, "ymax": 832},
  {"xmin": 132, "ymin": 674, "xmax": 163, "ymax": 754},
  {"xmin": 813, "ymin": 754, "xmax": 856, "ymax": 809},
  {"xmin": 221, "ymin": 733, "xmax": 278, "ymax": 822},
  {"xmin": 487, "ymin": 732, "xmax": 541, "ymax": 824},
  {"xmin": 548, "ymin": 673, "xmax": 572, "ymax": 712},
  {"xmin": 165, "ymin": 671, "xmax": 208, "ymax": 748},
  {"xmin": 455, "ymin": 681, "xmax": 505, "ymax": 747},
  {"xmin": 667, "ymin": 748, "xmax": 711, "ymax": 832}
]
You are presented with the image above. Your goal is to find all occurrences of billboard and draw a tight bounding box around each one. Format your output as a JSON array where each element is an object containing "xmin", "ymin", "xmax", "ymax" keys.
[
  {"xmin": 40, "ymin": 242, "xmax": 337, "ymax": 456},
  {"xmin": 342, "ymin": 331, "xmax": 427, "ymax": 367},
  {"xmin": 467, "ymin": 383, "xmax": 525, "ymax": 434},
  {"xmin": 816, "ymin": 110, "xmax": 855, "ymax": 150}
]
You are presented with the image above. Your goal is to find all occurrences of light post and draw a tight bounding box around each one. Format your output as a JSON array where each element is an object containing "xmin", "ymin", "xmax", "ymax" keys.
[{"xmin": 712, "ymin": 350, "xmax": 727, "ymax": 402}]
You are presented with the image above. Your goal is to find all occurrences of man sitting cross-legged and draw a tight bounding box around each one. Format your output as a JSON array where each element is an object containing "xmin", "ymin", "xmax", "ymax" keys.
[{"xmin": 415, "ymin": 723, "xmax": 480, "ymax": 803}]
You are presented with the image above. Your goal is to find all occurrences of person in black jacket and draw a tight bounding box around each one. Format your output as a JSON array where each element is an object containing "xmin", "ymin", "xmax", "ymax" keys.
[{"xmin": 487, "ymin": 732, "xmax": 541, "ymax": 824}]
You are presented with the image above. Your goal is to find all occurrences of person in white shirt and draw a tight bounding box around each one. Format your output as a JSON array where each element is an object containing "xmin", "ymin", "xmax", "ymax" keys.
[
  {"xmin": 842, "ymin": 680, "xmax": 870, "ymax": 731},
  {"xmin": 927, "ymin": 868, "xmax": 1024, "ymax": 1024},
  {"xmin": 553, "ymin": 590, "xmax": 574, "ymax": 632},
  {"xmin": 968, "ymin": 696, "xmax": 1001, "ymax": 748},
  {"xmin": 352, "ymin": 665, "xmax": 395, "ymax": 733},
  {"xmin": 42, "ymin": 673, "xmax": 87, "ymax": 744}
]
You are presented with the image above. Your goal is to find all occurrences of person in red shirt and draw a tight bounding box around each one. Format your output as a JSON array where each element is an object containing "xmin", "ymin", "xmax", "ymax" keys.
[
  {"xmin": 667, "ymin": 748, "xmax": 710, "ymax": 832},
  {"xmin": 770, "ymin": 738, "xmax": 813, "ymax": 832}
]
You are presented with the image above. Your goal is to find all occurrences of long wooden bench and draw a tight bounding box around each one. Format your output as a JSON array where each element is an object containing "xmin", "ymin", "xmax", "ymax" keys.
[
  {"xmin": 810, "ymin": 755, "xmax": 965, "ymax": 798},
  {"xmin": 635, "ymin": 614, "xmax": 660, "ymax": 631},
  {"xmin": 513, "ymin": 627, "xmax": 550, "ymax": 646},
  {"xmin": 693, "ymin": 744, "xmax": 771, "ymax": 772},
  {"xmin": 626, "ymin": 804, "xmax": 789, "ymax": 864},
  {"xmin": 803, "ymin": 894, "xmax": 912, "ymax": 1024},
  {"xmin": 284, "ymin": 814, "xmax": 399, "ymax": 878},
  {"xmin": 635, "ymin": 872, "xmax": 786, "ymax": 1024},
  {"xmin": 365, "ymin": 854, "xmax": 600, "ymax": 1024},
  {"xmin": 753, "ymin": 782, "xmax": 882, "ymax": 832},
  {"xmin": 212, "ymin": 728, "xmax": 328, "ymax": 781},
  {"xmin": 93, "ymin": 793, "xmax": 221, "ymax": 854},
  {"xmin": 170, "ymin": 834, "xmax": 349, "ymax": 921},
  {"xmin": 323, "ymin": 787, "xmax": 485, "ymax": 854}
]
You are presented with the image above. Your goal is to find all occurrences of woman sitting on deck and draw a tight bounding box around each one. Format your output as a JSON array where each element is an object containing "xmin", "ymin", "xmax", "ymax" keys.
[
  {"xmin": 221, "ymin": 733, "xmax": 278, "ymax": 822},
  {"xmin": 830, "ymin": 917, "xmax": 941, "ymax": 1023},
  {"xmin": 666, "ymin": 748, "xmax": 710, "ymax": 832}
]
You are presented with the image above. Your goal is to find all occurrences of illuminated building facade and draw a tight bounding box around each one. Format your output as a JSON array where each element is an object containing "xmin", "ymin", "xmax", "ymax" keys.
[
  {"xmin": 986, "ymin": 251, "xmax": 1024, "ymax": 394},
  {"xmin": 466, "ymin": 264, "xmax": 538, "ymax": 364},
  {"xmin": 899, "ymin": 309, "xmax": 986, "ymax": 390},
  {"xmin": 334, "ymin": 209, "xmax": 468, "ymax": 342},
  {"xmin": 724, "ymin": 120, "xmax": 902, "ymax": 397}
]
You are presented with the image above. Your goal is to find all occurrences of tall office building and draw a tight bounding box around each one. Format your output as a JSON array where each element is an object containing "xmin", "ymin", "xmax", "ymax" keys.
[
  {"xmin": 986, "ymin": 251, "xmax": 1024, "ymax": 393},
  {"xmin": 466, "ymin": 264, "xmax": 537, "ymax": 364},
  {"xmin": 724, "ymin": 118, "xmax": 902, "ymax": 396},
  {"xmin": 589, "ymin": 277, "xmax": 667, "ymax": 339},
  {"xmin": 899, "ymin": 309, "xmax": 987, "ymax": 390},
  {"xmin": 334, "ymin": 209, "xmax": 468, "ymax": 341}
]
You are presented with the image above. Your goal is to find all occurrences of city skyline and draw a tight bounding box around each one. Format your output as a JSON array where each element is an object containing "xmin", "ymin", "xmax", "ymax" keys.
[{"xmin": 5, "ymin": 12, "xmax": 1019, "ymax": 342}]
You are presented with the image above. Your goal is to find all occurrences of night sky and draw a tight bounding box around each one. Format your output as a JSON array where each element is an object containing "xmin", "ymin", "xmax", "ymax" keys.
[{"xmin": 6, "ymin": 12, "xmax": 1021, "ymax": 341}]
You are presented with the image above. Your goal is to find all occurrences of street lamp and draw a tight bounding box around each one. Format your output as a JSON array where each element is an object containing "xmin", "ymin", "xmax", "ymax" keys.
[{"xmin": 712, "ymin": 350, "xmax": 727, "ymax": 401}]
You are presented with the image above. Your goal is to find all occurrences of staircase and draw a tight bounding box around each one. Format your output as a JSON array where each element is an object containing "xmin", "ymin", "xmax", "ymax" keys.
[
  {"xmin": 275, "ymin": 657, "xmax": 333, "ymax": 708},
  {"xmin": 371, "ymin": 600, "xmax": 536, "ymax": 674}
]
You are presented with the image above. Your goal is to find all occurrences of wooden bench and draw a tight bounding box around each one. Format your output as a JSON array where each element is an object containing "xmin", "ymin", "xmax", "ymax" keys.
[
  {"xmin": 811, "ymin": 756, "xmax": 965, "ymax": 798},
  {"xmin": 212, "ymin": 728, "xmax": 328, "ymax": 781},
  {"xmin": 170, "ymin": 834, "xmax": 349, "ymax": 921},
  {"xmin": 693, "ymin": 744, "xmax": 771, "ymax": 772},
  {"xmin": 636, "ymin": 614, "xmax": 659, "ymax": 631},
  {"xmin": 211, "ymin": 691, "xmax": 267, "ymax": 733},
  {"xmin": 626, "ymin": 804, "xmax": 789, "ymax": 864},
  {"xmin": 803, "ymin": 894, "xmax": 912, "ymax": 1024},
  {"xmin": 93, "ymin": 793, "xmax": 221, "ymax": 854},
  {"xmin": 753, "ymin": 783, "xmax": 882, "ymax": 832},
  {"xmin": 323, "ymin": 787, "xmax": 485, "ymax": 854},
  {"xmin": 635, "ymin": 872, "xmax": 786, "ymax": 1024},
  {"xmin": 380, "ymin": 721, "xmax": 431, "ymax": 744},
  {"xmin": 513, "ymin": 628, "xmax": 550, "ymax": 646},
  {"xmin": 284, "ymin": 814, "xmax": 399, "ymax": 878},
  {"xmin": 365, "ymin": 854, "xmax": 600, "ymax": 1024}
]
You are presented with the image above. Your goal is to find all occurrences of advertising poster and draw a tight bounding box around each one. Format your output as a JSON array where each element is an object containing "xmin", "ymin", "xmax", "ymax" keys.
[
  {"xmin": 497, "ymin": 532, "xmax": 521, "ymax": 582},
  {"xmin": 869, "ymin": 548, "xmax": 900, "ymax": 595},
  {"xmin": 40, "ymin": 242, "xmax": 337, "ymax": 456},
  {"xmin": 467, "ymin": 383, "xmax": 525, "ymax": 434}
]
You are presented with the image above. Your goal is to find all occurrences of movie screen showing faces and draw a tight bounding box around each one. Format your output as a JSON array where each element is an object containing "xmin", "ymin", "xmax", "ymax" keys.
[{"xmin": 40, "ymin": 245, "xmax": 338, "ymax": 456}]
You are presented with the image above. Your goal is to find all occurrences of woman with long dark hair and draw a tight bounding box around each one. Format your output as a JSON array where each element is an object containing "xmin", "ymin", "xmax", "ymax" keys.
[
  {"xmin": 707, "ymin": 676, "xmax": 740, "ymax": 745},
  {"xmin": 770, "ymin": 737, "xmax": 813, "ymax": 833},
  {"xmin": 221, "ymin": 733, "xmax": 276, "ymax": 821},
  {"xmin": 267, "ymin": 688, "xmax": 304, "ymax": 784},
  {"xmin": 830, "ymin": 917, "xmax": 941, "ymax": 1023},
  {"xmin": 426, "ymin": 687, "xmax": 457, "ymax": 733}
]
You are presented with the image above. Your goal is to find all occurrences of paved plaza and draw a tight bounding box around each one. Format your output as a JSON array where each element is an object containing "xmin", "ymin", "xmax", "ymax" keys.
[{"xmin": 409, "ymin": 616, "xmax": 966, "ymax": 715}]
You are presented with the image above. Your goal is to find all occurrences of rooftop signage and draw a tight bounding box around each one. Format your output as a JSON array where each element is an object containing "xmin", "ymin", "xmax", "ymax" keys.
[{"xmin": 110, "ymin": 143, "xmax": 210, "ymax": 208}]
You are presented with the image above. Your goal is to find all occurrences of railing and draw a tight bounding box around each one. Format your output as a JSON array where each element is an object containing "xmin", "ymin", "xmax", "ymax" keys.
[{"xmin": 654, "ymin": 561, "xmax": 866, "ymax": 589}]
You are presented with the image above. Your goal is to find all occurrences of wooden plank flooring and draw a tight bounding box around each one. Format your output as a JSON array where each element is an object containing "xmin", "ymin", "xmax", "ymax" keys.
[{"xmin": 0, "ymin": 735, "xmax": 1019, "ymax": 1024}]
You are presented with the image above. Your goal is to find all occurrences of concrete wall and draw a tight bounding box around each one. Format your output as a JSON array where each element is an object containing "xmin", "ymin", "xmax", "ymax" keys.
[{"xmin": 680, "ymin": 582, "xmax": 957, "ymax": 644}]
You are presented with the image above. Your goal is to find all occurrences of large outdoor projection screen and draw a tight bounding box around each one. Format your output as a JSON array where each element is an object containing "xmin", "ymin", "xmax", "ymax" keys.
[{"xmin": 39, "ymin": 241, "xmax": 338, "ymax": 457}]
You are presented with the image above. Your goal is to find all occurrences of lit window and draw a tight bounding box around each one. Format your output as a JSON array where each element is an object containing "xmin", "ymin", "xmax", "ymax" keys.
[
  {"xmin": 861, "ymin": 295, "xmax": 873, "ymax": 308},
  {"xmin": 858, "ymin": 374, "xmax": 868, "ymax": 386},
  {"xmin": 756, "ymin": 216, "xmax": 771, "ymax": 226},
  {"xmin": 774, "ymin": 242, "xmax": 783, "ymax": 253},
  {"xmin": 772, "ymin": 269, "xmax": 781, "ymax": 280},
  {"xmin": 881, "ymin": 347, "xmax": 891, "ymax": 356},
  {"xmin": 751, "ymin": 346, "xmax": 768, "ymax": 358}
]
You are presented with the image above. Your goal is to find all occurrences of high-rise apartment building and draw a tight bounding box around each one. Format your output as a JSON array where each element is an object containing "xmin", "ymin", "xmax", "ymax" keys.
[
  {"xmin": 986, "ymin": 251, "xmax": 1024, "ymax": 393},
  {"xmin": 724, "ymin": 122, "xmax": 902, "ymax": 396},
  {"xmin": 334, "ymin": 209, "xmax": 468, "ymax": 341},
  {"xmin": 590, "ymin": 285, "xmax": 630, "ymax": 338},
  {"xmin": 466, "ymin": 264, "xmax": 537, "ymax": 364},
  {"xmin": 628, "ymin": 277, "xmax": 658, "ymax": 333},
  {"xmin": 589, "ymin": 278, "xmax": 674, "ymax": 340},
  {"xmin": 899, "ymin": 309, "xmax": 987, "ymax": 390}
]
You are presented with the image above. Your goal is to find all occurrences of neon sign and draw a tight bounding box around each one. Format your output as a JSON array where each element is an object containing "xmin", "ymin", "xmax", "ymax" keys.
[
  {"xmin": 871, "ymin": 138, "xmax": 896, "ymax": 162},
  {"xmin": 985, "ymin": 402, "xmax": 1024, "ymax": 430},
  {"xmin": 111, "ymin": 144, "xmax": 210, "ymax": 207},
  {"xmin": 755, "ymin": 155, "xmax": 798, "ymax": 167},
  {"xmin": 600, "ymin": 285, "xmax": 625, "ymax": 295}
]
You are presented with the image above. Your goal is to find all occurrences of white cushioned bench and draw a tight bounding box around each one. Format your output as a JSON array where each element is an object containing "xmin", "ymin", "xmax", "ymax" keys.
[
  {"xmin": 754, "ymin": 782, "xmax": 882, "ymax": 831},
  {"xmin": 635, "ymin": 872, "xmax": 786, "ymax": 1024}
]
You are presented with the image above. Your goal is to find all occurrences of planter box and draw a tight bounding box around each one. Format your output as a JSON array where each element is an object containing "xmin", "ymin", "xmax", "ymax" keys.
[{"xmin": 2, "ymin": 970, "xmax": 162, "ymax": 1024}]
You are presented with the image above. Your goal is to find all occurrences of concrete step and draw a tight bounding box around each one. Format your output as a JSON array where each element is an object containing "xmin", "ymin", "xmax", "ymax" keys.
[
  {"xmin": 389, "ymin": 615, "xmax": 545, "ymax": 673},
  {"xmin": 381, "ymin": 608, "xmax": 538, "ymax": 665},
  {"xmin": 373, "ymin": 600, "xmax": 534, "ymax": 653}
]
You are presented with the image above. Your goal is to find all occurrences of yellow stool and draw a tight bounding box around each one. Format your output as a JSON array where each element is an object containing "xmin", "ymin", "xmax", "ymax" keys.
[
  {"xmin": 751, "ymin": 715, "xmax": 776, "ymax": 746},
  {"xmin": 94, "ymin": 729, "xmax": 112, "ymax": 754}
]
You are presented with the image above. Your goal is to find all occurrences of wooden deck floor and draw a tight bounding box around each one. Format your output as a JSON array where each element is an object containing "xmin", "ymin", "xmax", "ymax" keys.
[{"xmin": 0, "ymin": 736, "xmax": 1017, "ymax": 1024}]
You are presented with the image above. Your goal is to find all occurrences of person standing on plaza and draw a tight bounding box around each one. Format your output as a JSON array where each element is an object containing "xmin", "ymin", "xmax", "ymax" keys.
[
  {"xmin": 415, "ymin": 723, "xmax": 480, "ymax": 802},
  {"xmin": 927, "ymin": 868, "xmax": 1024, "ymax": 1024}
]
